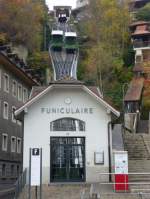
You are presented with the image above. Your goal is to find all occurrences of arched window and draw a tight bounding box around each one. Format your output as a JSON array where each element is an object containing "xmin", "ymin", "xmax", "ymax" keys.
[{"xmin": 50, "ymin": 118, "xmax": 85, "ymax": 131}]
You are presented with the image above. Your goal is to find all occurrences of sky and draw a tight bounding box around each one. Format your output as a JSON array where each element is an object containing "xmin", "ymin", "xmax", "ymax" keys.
[{"xmin": 45, "ymin": 0, "xmax": 76, "ymax": 10}]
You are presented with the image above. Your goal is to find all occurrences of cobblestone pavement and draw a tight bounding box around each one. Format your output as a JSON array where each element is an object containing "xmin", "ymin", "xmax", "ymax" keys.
[
  {"xmin": 19, "ymin": 184, "xmax": 89, "ymax": 199},
  {"xmin": 19, "ymin": 184, "xmax": 150, "ymax": 199}
]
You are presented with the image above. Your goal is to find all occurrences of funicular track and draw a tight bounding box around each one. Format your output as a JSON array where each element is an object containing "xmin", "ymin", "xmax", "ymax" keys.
[
  {"xmin": 50, "ymin": 50, "xmax": 78, "ymax": 80},
  {"xmin": 49, "ymin": 7, "xmax": 79, "ymax": 81}
]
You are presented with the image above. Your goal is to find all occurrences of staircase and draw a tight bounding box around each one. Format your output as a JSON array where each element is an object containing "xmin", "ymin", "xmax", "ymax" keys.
[
  {"xmin": 123, "ymin": 132, "xmax": 150, "ymax": 192},
  {"xmin": 137, "ymin": 120, "xmax": 149, "ymax": 134},
  {"xmin": 124, "ymin": 133, "xmax": 149, "ymax": 160}
]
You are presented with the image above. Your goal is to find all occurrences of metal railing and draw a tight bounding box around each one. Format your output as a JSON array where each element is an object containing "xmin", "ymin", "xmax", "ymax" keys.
[
  {"xmin": 14, "ymin": 169, "xmax": 27, "ymax": 199},
  {"xmin": 80, "ymin": 173, "xmax": 150, "ymax": 199},
  {"xmin": 133, "ymin": 112, "xmax": 139, "ymax": 134},
  {"xmin": 98, "ymin": 172, "xmax": 150, "ymax": 192}
]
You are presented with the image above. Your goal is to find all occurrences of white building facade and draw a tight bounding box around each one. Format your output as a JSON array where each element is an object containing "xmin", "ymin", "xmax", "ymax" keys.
[{"xmin": 15, "ymin": 83, "xmax": 120, "ymax": 183}]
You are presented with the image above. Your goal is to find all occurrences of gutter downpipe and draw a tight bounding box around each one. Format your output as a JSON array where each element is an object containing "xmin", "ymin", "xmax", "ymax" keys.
[{"xmin": 108, "ymin": 121, "xmax": 112, "ymax": 182}]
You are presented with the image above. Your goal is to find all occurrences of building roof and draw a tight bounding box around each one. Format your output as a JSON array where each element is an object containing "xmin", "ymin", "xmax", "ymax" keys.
[
  {"xmin": 130, "ymin": 21, "xmax": 150, "ymax": 27},
  {"xmin": 65, "ymin": 32, "xmax": 77, "ymax": 37},
  {"xmin": 124, "ymin": 78, "xmax": 144, "ymax": 101},
  {"xmin": 54, "ymin": 6, "xmax": 72, "ymax": 9},
  {"xmin": 50, "ymin": 79, "xmax": 84, "ymax": 85},
  {"xmin": 132, "ymin": 25, "xmax": 150, "ymax": 36},
  {"xmin": 52, "ymin": 30, "xmax": 63, "ymax": 35},
  {"xmin": 29, "ymin": 84, "xmax": 103, "ymax": 100},
  {"xmin": 15, "ymin": 83, "xmax": 120, "ymax": 117},
  {"xmin": 0, "ymin": 51, "xmax": 39, "ymax": 87}
]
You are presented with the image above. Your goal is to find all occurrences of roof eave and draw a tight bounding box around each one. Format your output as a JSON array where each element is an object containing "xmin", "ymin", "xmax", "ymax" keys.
[
  {"xmin": 15, "ymin": 84, "xmax": 120, "ymax": 118},
  {"xmin": 82, "ymin": 86, "xmax": 120, "ymax": 117}
]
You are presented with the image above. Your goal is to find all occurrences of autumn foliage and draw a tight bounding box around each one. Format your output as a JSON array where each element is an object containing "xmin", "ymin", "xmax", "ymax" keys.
[{"xmin": 0, "ymin": 0, "xmax": 47, "ymax": 51}]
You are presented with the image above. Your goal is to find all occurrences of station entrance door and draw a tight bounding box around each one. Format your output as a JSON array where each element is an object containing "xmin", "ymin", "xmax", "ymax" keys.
[{"xmin": 50, "ymin": 137, "xmax": 85, "ymax": 182}]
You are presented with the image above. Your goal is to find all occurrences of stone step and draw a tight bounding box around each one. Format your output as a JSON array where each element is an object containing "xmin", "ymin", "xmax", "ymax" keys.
[
  {"xmin": 125, "ymin": 145, "xmax": 147, "ymax": 147},
  {"xmin": 124, "ymin": 138, "xmax": 144, "ymax": 141},
  {"xmin": 128, "ymin": 152, "xmax": 148, "ymax": 154},
  {"xmin": 124, "ymin": 141, "xmax": 144, "ymax": 143},
  {"xmin": 129, "ymin": 161, "xmax": 150, "ymax": 165},
  {"xmin": 128, "ymin": 155, "xmax": 149, "ymax": 157},
  {"xmin": 129, "ymin": 177, "xmax": 150, "ymax": 182},
  {"xmin": 124, "ymin": 143, "xmax": 146, "ymax": 145},
  {"xmin": 125, "ymin": 148, "xmax": 146, "ymax": 149},
  {"xmin": 129, "ymin": 164, "xmax": 150, "ymax": 168},
  {"xmin": 128, "ymin": 153, "xmax": 148, "ymax": 155},
  {"xmin": 129, "ymin": 169, "xmax": 150, "ymax": 172},
  {"xmin": 128, "ymin": 157, "xmax": 149, "ymax": 159},
  {"xmin": 130, "ymin": 184, "xmax": 150, "ymax": 193}
]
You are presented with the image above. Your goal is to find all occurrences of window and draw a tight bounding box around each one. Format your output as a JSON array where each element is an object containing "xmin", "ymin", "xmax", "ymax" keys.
[
  {"xmin": 12, "ymin": 80, "xmax": 17, "ymax": 97},
  {"xmin": 50, "ymin": 118, "xmax": 85, "ymax": 131},
  {"xmin": 17, "ymin": 165, "xmax": 20, "ymax": 176},
  {"xmin": 11, "ymin": 165, "xmax": 14, "ymax": 176},
  {"xmin": 18, "ymin": 84, "xmax": 22, "ymax": 101},
  {"xmin": 2, "ymin": 164, "xmax": 6, "ymax": 176},
  {"xmin": 23, "ymin": 88, "xmax": 28, "ymax": 103},
  {"xmin": 12, "ymin": 106, "xmax": 16, "ymax": 123},
  {"xmin": 11, "ymin": 137, "xmax": 16, "ymax": 152},
  {"xmin": 17, "ymin": 138, "xmax": 21, "ymax": 153},
  {"xmin": 4, "ymin": 73, "xmax": 9, "ymax": 92},
  {"xmin": 2, "ymin": 134, "xmax": 8, "ymax": 151},
  {"xmin": 3, "ymin": 102, "xmax": 9, "ymax": 119}
]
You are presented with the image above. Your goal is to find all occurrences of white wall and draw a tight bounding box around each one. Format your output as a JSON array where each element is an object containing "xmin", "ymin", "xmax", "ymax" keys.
[{"xmin": 23, "ymin": 87, "xmax": 111, "ymax": 183}]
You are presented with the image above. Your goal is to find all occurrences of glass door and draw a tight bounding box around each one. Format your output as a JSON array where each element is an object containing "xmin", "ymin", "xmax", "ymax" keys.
[{"xmin": 50, "ymin": 137, "xmax": 85, "ymax": 182}]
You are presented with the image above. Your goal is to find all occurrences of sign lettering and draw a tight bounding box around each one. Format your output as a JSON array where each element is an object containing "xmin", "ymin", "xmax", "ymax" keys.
[{"xmin": 41, "ymin": 107, "xmax": 94, "ymax": 114}]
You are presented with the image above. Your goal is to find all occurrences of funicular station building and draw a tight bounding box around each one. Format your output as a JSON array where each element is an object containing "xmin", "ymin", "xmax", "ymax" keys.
[{"xmin": 15, "ymin": 6, "xmax": 120, "ymax": 183}]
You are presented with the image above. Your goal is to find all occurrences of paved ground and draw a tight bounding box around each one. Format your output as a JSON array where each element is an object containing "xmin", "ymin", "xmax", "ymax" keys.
[
  {"xmin": 19, "ymin": 184, "xmax": 89, "ymax": 199},
  {"xmin": 18, "ymin": 184, "xmax": 150, "ymax": 199}
]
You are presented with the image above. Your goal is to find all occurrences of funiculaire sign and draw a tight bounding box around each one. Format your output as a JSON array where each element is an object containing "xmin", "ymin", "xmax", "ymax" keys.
[{"xmin": 41, "ymin": 107, "xmax": 94, "ymax": 114}]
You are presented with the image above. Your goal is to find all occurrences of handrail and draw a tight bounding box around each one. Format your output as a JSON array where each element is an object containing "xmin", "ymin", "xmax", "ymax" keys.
[
  {"xmin": 98, "ymin": 172, "xmax": 150, "ymax": 186},
  {"xmin": 133, "ymin": 112, "xmax": 138, "ymax": 133},
  {"xmin": 99, "ymin": 172, "xmax": 150, "ymax": 175},
  {"xmin": 14, "ymin": 169, "xmax": 27, "ymax": 199},
  {"xmin": 82, "ymin": 173, "xmax": 150, "ymax": 199}
]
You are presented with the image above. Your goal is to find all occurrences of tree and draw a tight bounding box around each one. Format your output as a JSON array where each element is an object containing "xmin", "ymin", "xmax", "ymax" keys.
[
  {"xmin": 136, "ymin": 3, "xmax": 150, "ymax": 21},
  {"xmin": 78, "ymin": 0, "xmax": 130, "ymax": 93},
  {"xmin": 0, "ymin": 0, "xmax": 47, "ymax": 52}
]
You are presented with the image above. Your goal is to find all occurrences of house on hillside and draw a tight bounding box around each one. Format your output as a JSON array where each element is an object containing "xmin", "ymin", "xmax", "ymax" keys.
[
  {"xmin": 130, "ymin": 21, "xmax": 150, "ymax": 63},
  {"xmin": 124, "ymin": 20, "xmax": 150, "ymax": 134},
  {"xmin": 129, "ymin": 0, "xmax": 150, "ymax": 18}
]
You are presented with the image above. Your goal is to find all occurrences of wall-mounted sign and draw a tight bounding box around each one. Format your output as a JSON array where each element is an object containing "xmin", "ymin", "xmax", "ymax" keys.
[
  {"xmin": 94, "ymin": 151, "xmax": 104, "ymax": 165},
  {"xmin": 41, "ymin": 107, "xmax": 94, "ymax": 114},
  {"xmin": 30, "ymin": 148, "xmax": 42, "ymax": 186}
]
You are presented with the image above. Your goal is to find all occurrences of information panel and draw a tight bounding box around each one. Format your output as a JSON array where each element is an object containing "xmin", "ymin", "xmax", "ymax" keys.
[
  {"xmin": 30, "ymin": 148, "xmax": 41, "ymax": 186},
  {"xmin": 114, "ymin": 151, "xmax": 129, "ymax": 191},
  {"xmin": 114, "ymin": 151, "xmax": 128, "ymax": 174}
]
